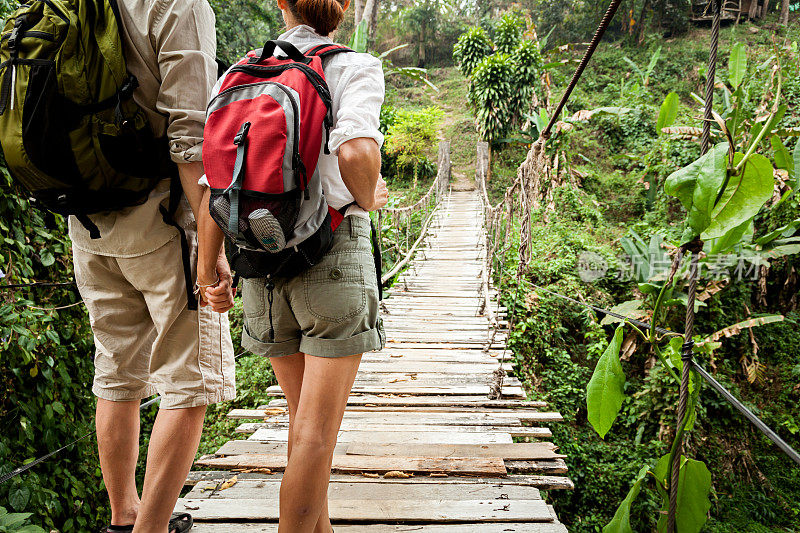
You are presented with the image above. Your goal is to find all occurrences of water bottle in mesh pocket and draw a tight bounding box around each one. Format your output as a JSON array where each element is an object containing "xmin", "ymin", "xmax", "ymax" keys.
[{"xmin": 209, "ymin": 191, "xmax": 299, "ymax": 253}]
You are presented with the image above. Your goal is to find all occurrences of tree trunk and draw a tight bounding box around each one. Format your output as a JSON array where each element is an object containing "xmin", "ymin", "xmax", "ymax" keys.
[
  {"xmin": 636, "ymin": 0, "xmax": 651, "ymax": 44},
  {"xmin": 780, "ymin": 0, "xmax": 790, "ymax": 24},
  {"xmin": 762, "ymin": 0, "xmax": 770, "ymax": 17},
  {"xmin": 367, "ymin": 0, "xmax": 380, "ymax": 38},
  {"xmin": 355, "ymin": 0, "xmax": 366, "ymax": 25},
  {"xmin": 749, "ymin": 0, "xmax": 760, "ymax": 19},
  {"xmin": 418, "ymin": 23, "xmax": 427, "ymax": 67}
]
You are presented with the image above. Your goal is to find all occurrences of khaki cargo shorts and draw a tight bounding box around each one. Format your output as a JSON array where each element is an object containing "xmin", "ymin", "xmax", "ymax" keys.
[
  {"xmin": 74, "ymin": 229, "xmax": 236, "ymax": 409},
  {"xmin": 242, "ymin": 216, "xmax": 385, "ymax": 358}
]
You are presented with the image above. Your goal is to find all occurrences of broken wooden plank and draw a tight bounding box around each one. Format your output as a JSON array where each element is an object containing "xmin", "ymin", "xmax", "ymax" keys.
[
  {"xmin": 266, "ymin": 384, "xmax": 526, "ymax": 398},
  {"xmin": 184, "ymin": 471, "xmax": 574, "ymax": 491},
  {"xmin": 230, "ymin": 413, "xmax": 526, "ymax": 427},
  {"xmin": 505, "ymin": 458, "xmax": 569, "ymax": 475}
]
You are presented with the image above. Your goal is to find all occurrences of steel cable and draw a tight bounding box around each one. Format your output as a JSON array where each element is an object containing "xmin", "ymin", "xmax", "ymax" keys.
[{"xmin": 0, "ymin": 351, "xmax": 251, "ymax": 485}]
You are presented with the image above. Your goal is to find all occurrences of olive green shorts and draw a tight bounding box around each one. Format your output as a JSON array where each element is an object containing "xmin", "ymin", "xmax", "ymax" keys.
[{"xmin": 241, "ymin": 216, "xmax": 385, "ymax": 358}]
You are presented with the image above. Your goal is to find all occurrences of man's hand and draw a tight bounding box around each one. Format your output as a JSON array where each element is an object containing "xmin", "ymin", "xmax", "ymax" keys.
[{"xmin": 199, "ymin": 251, "xmax": 235, "ymax": 313}]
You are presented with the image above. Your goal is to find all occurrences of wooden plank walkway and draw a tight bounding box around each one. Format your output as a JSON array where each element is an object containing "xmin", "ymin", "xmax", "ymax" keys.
[{"xmin": 178, "ymin": 190, "xmax": 571, "ymax": 531}]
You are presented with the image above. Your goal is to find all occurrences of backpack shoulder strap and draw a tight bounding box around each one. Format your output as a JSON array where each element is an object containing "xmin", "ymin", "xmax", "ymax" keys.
[{"xmin": 306, "ymin": 44, "xmax": 355, "ymax": 61}]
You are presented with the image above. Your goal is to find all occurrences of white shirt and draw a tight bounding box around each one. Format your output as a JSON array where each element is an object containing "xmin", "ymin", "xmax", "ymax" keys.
[{"xmin": 201, "ymin": 24, "xmax": 385, "ymax": 219}]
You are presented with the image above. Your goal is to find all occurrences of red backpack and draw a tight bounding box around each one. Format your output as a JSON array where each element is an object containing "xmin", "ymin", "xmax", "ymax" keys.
[{"xmin": 203, "ymin": 40, "xmax": 354, "ymax": 279}]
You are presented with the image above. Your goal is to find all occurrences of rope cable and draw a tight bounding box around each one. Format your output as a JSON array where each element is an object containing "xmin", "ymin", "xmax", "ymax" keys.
[{"xmin": 0, "ymin": 281, "xmax": 76, "ymax": 290}]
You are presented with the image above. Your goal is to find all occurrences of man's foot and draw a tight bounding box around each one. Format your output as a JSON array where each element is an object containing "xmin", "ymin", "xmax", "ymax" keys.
[{"xmin": 168, "ymin": 512, "xmax": 193, "ymax": 533}]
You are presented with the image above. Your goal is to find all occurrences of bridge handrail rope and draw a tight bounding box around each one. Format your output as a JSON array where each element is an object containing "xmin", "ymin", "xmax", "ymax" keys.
[
  {"xmin": 378, "ymin": 141, "xmax": 450, "ymax": 286},
  {"xmin": 474, "ymin": 1, "xmax": 800, "ymax": 528},
  {"xmin": 477, "ymin": 137, "xmax": 800, "ymax": 463}
]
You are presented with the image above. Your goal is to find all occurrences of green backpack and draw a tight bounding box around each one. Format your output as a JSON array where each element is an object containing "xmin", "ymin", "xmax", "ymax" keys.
[{"xmin": 0, "ymin": 0, "xmax": 176, "ymax": 236}]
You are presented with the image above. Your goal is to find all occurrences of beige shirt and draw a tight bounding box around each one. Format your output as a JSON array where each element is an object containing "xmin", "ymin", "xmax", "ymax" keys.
[{"xmin": 69, "ymin": 0, "xmax": 217, "ymax": 257}]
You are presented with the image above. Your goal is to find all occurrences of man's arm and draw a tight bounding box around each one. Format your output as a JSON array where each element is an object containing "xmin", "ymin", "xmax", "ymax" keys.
[{"xmin": 178, "ymin": 162, "xmax": 233, "ymax": 312}]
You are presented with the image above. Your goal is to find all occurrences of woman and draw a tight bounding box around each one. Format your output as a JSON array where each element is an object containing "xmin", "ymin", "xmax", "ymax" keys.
[{"xmin": 198, "ymin": 1, "xmax": 388, "ymax": 531}]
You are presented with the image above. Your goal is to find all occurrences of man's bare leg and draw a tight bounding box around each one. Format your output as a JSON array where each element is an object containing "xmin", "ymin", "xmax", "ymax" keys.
[
  {"xmin": 133, "ymin": 405, "xmax": 207, "ymax": 533},
  {"xmin": 97, "ymin": 399, "xmax": 142, "ymax": 528}
]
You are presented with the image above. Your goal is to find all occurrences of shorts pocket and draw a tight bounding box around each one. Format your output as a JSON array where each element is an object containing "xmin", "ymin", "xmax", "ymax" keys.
[
  {"xmin": 303, "ymin": 264, "xmax": 366, "ymax": 323},
  {"xmin": 242, "ymin": 278, "xmax": 267, "ymax": 318}
]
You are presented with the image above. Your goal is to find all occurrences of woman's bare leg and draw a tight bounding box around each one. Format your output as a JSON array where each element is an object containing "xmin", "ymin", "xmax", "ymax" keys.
[
  {"xmin": 275, "ymin": 353, "xmax": 361, "ymax": 533},
  {"xmin": 270, "ymin": 353, "xmax": 337, "ymax": 533}
]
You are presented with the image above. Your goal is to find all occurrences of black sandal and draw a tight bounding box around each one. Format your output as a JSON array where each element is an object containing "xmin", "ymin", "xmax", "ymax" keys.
[
  {"xmin": 98, "ymin": 526, "xmax": 133, "ymax": 533},
  {"xmin": 169, "ymin": 512, "xmax": 194, "ymax": 533}
]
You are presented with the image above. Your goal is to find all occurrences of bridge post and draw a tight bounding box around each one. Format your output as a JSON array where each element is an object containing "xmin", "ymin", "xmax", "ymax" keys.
[
  {"xmin": 476, "ymin": 142, "xmax": 489, "ymax": 186},
  {"xmin": 437, "ymin": 141, "xmax": 451, "ymax": 201}
]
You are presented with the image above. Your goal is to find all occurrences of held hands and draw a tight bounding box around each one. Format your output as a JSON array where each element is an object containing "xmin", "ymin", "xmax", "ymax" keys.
[{"xmin": 197, "ymin": 251, "xmax": 236, "ymax": 313}]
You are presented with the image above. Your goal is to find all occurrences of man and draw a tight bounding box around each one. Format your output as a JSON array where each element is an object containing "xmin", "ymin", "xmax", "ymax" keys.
[{"xmin": 67, "ymin": 1, "xmax": 236, "ymax": 531}]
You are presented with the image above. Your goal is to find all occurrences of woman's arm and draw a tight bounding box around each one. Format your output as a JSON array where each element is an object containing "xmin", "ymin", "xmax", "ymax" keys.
[{"xmin": 338, "ymin": 137, "xmax": 388, "ymax": 211}]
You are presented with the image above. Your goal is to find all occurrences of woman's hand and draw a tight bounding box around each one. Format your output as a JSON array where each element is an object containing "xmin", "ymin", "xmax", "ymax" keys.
[
  {"xmin": 339, "ymin": 137, "xmax": 383, "ymax": 210},
  {"xmin": 363, "ymin": 175, "xmax": 388, "ymax": 211}
]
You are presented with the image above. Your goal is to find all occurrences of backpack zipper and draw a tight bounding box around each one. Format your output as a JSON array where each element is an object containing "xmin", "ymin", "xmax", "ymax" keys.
[
  {"xmin": 210, "ymin": 80, "xmax": 306, "ymax": 192},
  {"xmin": 229, "ymin": 62, "xmax": 336, "ymax": 155},
  {"xmin": 228, "ymin": 63, "xmax": 333, "ymax": 116}
]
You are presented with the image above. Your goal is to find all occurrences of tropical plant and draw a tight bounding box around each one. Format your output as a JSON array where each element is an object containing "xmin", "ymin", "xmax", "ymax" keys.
[
  {"xmin": 384, "ymin": 107, "xmax": 443, "ymax": 188},
  {"xmin": 493, "ymin": 11, "xmax": 526, "ymax": 54},
  {"xmin": 393, "ymin": 0, "xmax": 441, "ymax": 67},
  {"xmin": 0, "ymin": 507, "xmax": 45, "ymax": 533},
  {"xmin": 586, "ymin": 42, "xmax": 800, "ymax": 532},
  {"xmin": 468, "ymin": 53, "xmax": 518, "ymax": 146},
  {"xmin": 453, "ymin": 26, "xmax": 494, "ymax": 77},
  {"xmin": 618, "ymin": 46, "xmax": 662, "ymax": 100},
  {"xmin": 351, "ymin": 21, "xmax": 438, "ymax": 92},
  {"xmin": 510, "ymin": 38, "xmax": 543, "ymax": 116},
  {"xmin": 208, "ymin": 0, "xmax": 282, "ymax": 63}
]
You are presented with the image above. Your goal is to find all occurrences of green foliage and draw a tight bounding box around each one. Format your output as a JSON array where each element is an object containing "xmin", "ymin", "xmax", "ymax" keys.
[
  {"xmin": 728, "ymin": 42, "xmax": 748, "ymax": 89},
  {"xmin": 493, "ymin": 11, "xmax": 526, "ymax": 54},
  {"xmin": 0, "ymin": 166, "xmax": 102, "ymax": 531},
  {"xmin": 208, "ymin": 0, "xmax": 281, "ymax": 64},
  {"xmin": 469, "ymin": 53, "xmax": 518, "ymax": 144},
  {"xmin": 453, "ymin": 26, "xmax": 493, "ymax": 77},
  {"xmin": 350, "ymin": 19, "xmax": 368, "ymax": 53},
  {"xmin": 656, "ymin": 92, "xmax": 679, "ymax": 134},
  {"xmin": 603, "ymin": 465, "xmax": 648, "ymax": 533},
  {"xmin": 384, "ymin": 107, "xmax": 443, "ymax": 186},
  {"xmin": 0, "ymin": 507, "xmax": 45, "ymax": 533},
  {"xmin": 510, "ymin": 39, "xmax": 542, "ymax": 115},
  {"xmin": 664, "ymin": 142, "xmax": 730, "ymax": 244},
  {"xmin": 653, "ymin": 455, "xmax": 713, "ymax": 533},
  {"xmin": 481, "ymin": 24, "xmax": 800, "ymax": 533},
  {"xmin": 586, "ymin": 325, "xmax": 626, "ymax": 438}
]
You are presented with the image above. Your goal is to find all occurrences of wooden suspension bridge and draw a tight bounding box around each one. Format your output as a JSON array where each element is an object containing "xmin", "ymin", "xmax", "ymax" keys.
[{"xmin": 176, "ymin": 143, "xmax": 573, "ymax": 531}]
